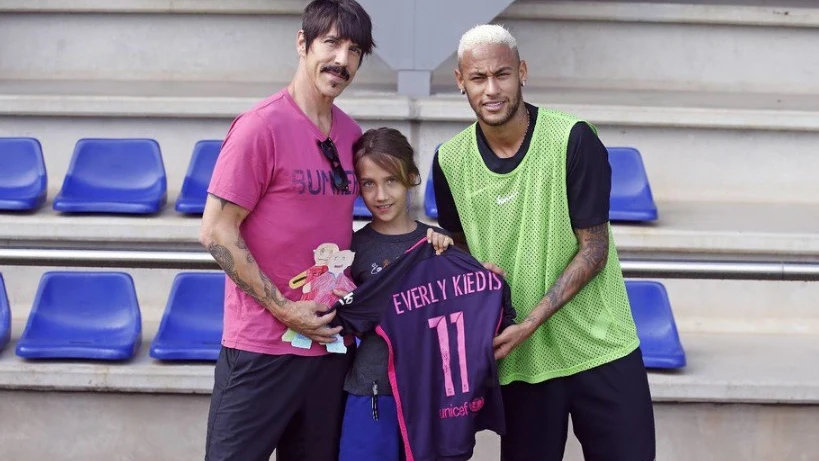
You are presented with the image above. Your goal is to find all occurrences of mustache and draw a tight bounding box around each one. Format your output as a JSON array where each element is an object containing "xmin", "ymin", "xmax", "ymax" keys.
[{"xmin": 321, "ymin": 65, "xmax": 350, "ymax": 81}]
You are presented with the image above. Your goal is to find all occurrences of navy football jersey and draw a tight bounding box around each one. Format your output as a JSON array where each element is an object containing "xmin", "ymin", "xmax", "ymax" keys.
[{"xmin": 331, "ymin": 239, "xmax": 515, "ymax": 461}]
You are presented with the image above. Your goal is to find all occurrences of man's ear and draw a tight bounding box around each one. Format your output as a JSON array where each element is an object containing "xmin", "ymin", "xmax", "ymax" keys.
[
  {"xmin": 518, "ymin": 59, "xmax": 528, "ymax": 87},
  {"xmin": 296, "ymin": 30, "xmax": 307, "ymax": 57},
  {"xmin": 454, "ymin": 67, "xmax": 465, "ymax": 94}
]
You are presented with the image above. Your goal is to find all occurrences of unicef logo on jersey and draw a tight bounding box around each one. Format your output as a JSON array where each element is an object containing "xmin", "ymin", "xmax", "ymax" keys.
[{"xmin": 439, "ymin": 397, "xmax": 484, "ymax": 419}]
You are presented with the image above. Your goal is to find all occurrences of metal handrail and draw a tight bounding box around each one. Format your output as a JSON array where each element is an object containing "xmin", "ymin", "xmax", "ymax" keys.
[{"xmin": 1, "ymin": 248, "xmax": 818, "ymax": 280}]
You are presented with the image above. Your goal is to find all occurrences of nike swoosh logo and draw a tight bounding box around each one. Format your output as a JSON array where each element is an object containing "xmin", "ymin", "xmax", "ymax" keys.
[{"xmin": 496, "ymin": 192, "xmax": 518, "ymax": 205}]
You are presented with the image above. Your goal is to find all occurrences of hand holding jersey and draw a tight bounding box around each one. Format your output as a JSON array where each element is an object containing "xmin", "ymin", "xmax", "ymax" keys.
[
  {"xmin": 283, "ymin": 245, "xmax": 357, "ymax": 350},
  {"xmin": 331, "ymin": 240, "xmax": 516, "ymax": 461}
]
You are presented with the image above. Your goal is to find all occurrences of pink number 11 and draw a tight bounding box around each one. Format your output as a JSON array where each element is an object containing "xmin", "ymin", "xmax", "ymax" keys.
[{"xmin": 428, "ymin": 311, "xmax": 469, "ymax": 397}]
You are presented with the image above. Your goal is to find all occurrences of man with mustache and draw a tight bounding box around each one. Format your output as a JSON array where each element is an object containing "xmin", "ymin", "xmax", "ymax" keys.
[
  {"xmin": 433, "ymin": 24, "xmax": 656, "ymax": 461},
  {"xmin": 199, "ymin": 1, "xmax": 374, "ymax": 460}
]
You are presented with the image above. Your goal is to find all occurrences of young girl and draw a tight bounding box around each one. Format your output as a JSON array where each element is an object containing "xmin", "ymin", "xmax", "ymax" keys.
[{"xmin": 339, "ymin": 127, "xmax": 452, "ymax": 461}]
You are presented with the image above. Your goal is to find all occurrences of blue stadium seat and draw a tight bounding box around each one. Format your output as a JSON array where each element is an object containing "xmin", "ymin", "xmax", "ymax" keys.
[
  {"xmin": 0, "ymin": 137, "xmax": 48, "ymax": 211},
  {"xmin": 353, "ymin": 195, "xmax": 372, "ymax": 218},
  {"xmin": 15, "ymin": 272, "xmax": 142, "ymax": 360},
  {"xmin": 0, "ymin": 273, "xmax": 10, "ymax": 352},
  {"xmin": 424, "ymin": 165, "xmax": 438, "ymax": 219},
  {"xmin": 150, "ymin": 272, "xmax": 225, "ymax": 361},
  {"xmin": 625, "ymin": 280, "xmax": 686, "ymax": 369},
  {"xmin": 608, "ymin": 147, "xmax": 658, "ymax": 222},
  {"xmin": 175, "ymin": 140, "xmax": 222, "ymax": 214},
  {"xmin": 53, "ymin": 138, "xmax": 167, "ymax": 214}
]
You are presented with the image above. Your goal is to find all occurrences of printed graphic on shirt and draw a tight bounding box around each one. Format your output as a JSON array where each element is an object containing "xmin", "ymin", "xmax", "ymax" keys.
[
  {"xmin": 288, "ymin": 242, "xmax": 339, "ymax": 293},
  {"xmin": 369, "ymin": 257, "xmax": 394, "ymax": 275},
  {"xmin": 282, "ymin": 244, "xmax": 356, "ymax": 353},
  {"xmin": 291, "ymin": 169, "xmax": 359, "ymax": 196}
]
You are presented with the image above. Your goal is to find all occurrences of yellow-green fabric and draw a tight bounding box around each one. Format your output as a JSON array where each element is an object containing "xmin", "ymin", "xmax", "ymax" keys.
[{"xmin": 437, "ymin": 108, "xmax": 639, "ymax": 385}]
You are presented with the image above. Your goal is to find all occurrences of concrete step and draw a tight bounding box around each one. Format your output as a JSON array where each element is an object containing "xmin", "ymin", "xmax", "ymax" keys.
[
  {"xmin": 3, "ymin": 81, "xmax": 819, "ymax": 203},
  {"xmin": 657, "ymin": 278, "xmax": 819, "ymax": 335},
  {"xmin": 1, "ymin": 200, "xmax": 817, "ymax": 256},
  {"xmin": 0, "ymin": 332, "xmax": 817, "ymax": 460},
  {"xmin": 2, "ymin": 1, "xmax": 819, "ymax": 94}
]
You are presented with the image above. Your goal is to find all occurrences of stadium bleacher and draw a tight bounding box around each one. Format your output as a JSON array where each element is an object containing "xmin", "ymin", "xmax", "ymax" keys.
[
  {"xmin": 175, "ymin": 140, "xmax": 222, "ymax": 215},
  {"xmin": 0, "ymin": 137, "xmax": 47, "ymax": 211},
  {"xmin": 15, "ymin": 271, "xmax": 142, "ymax": 360},
  {"xmin": 2, "ymin": 1, "xmax": 819, "ymax": 460},
  {"xmin": 0, "ymin": 274, "xmax": 9, "ymax": 352},
  {"xmin": 149, "ymin": 272, "xmax": 224, "ymax": 362},
  {"xmin": 52, "ymin": 138, "xmax": 167, "ymax": 214}
]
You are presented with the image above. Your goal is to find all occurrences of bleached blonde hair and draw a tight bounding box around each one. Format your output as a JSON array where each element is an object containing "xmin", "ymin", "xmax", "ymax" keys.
[{"xmin": 457, "ymin": 24, "xmax": 518, "ymax": 62}]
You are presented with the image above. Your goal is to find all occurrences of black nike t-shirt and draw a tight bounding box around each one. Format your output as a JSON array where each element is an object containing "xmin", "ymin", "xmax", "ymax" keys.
[{"xmin": 432, "ymin": 103, "xmax": 611, "ymax": 233}]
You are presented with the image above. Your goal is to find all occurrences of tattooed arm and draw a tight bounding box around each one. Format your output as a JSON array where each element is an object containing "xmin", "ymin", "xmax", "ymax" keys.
[
  {"xmin": 492, "ymin": 222, "xmax": 609, "ymax": 359},
  {"xmin": 199, "ymin": 193, "xmax": 341, "ymax": 343}
]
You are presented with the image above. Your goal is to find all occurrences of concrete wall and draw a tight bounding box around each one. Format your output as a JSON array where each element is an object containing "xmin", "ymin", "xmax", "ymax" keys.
[{"xmin": 1, "ymin": 391, "xmax": 817, "ymax": 461}]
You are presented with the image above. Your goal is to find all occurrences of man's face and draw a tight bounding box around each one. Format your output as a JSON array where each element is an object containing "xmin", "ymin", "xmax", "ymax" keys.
[
  {"xmin": 298, "ymin": 25, "xmax": 363, "ymax": 99},
  {"xmin": 456, "ymin": 43, "xmax": 526, "ymax": 127}
]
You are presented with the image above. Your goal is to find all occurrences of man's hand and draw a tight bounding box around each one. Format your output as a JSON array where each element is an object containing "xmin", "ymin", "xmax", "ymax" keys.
[
  {"xmin": 493, "ymin": 323, "xmax": 535, "ymax": 360},
  {"xmin": 282, "ymin": 300, "xmax": 342, "ymax": 344},
  {"xmin": 482, "ymin": 262, "xmax": 506, "ymax": 278}
]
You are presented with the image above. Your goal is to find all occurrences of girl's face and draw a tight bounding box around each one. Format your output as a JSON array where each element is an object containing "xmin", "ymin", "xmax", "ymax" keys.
[{"xmin": 357, "ymin": 156, "xmax": 411, "ymax": 228}]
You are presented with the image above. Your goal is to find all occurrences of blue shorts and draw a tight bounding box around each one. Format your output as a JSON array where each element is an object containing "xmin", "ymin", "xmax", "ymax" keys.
[{"xmin": 339, "ymin": 394, "xmax": 403, "ymax": 461}]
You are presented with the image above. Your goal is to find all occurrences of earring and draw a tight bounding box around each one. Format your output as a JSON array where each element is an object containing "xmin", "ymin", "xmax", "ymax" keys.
[
  {"xmin": 521, "ymin": 81, "xmax": 526, "ymax": 87},
  {"xmin": 460, "ymin": 88, "xmax": 466, "ymax": 95}
]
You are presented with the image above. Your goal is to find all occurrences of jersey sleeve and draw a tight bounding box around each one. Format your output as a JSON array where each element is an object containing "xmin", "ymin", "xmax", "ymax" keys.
[
  {"xmin": 327, "ymin": 241, "xmax": 429, "ymax": 334},
  {"xmin": 327, "ymin": 286, "xmax": 383, "ymax": 335},
  {"xmin": 566, "ymin": 122, "xmax": 611, "ymax": 229},
  {"xmin": 432, "ymin": 150, "xmax": 464, "ymax": 233},
  {"xmin": 498, "ymin": 283, "xmax": 517, "ymax": 331}
]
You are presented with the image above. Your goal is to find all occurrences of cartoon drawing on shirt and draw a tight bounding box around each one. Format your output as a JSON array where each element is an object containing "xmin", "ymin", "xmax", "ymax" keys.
[
  {"xmin": 282, "ymin": 243, "xmax": 338, "ymax": 342},
  {"xmin": 287, "ymin": 242, "xmax": 339, "ymax": 293},
  {"xmin": 283, "ymin": 242, "xmax": 339, "ymax": 343},
  {"xmin": 305, "ymin": 249, "xmax": 356, "ymax": 306},
  {"xmin": 284, "ymin": 248, "xmax": 356, "ymax": 353}
]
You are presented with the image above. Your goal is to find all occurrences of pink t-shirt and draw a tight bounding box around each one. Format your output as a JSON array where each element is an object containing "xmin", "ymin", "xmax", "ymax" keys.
[{"xmin": 208, "ymin": 88, "xmax": 360, "ymax": 356}]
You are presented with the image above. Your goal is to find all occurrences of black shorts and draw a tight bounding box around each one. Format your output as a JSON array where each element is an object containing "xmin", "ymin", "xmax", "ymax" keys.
[
  {"xmin": 500, "ymin": 347, "xmax": 656, "ymax": 461},
  {"xmin": 205, "ymin": 346, "xmax": 353, "ymax": 461}
]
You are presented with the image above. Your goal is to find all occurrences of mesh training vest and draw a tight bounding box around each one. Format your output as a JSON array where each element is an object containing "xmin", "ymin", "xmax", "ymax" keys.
[{"xmin": 437, "ymin": 108, "xmax": 639, "ymax": 384}]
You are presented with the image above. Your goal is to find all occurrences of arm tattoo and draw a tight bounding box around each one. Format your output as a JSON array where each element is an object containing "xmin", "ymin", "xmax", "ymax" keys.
[
  {"xmin": 236, "ymin": 236, "xmax": 248, "ymax": 250},
  {"xmin": 527, "ymin": 223, "xmax": 610, "ymax": 326},
  {"xmin": 208, "ymin": 237, "xmax": 288, "ymax": 310},
  {"xmin": 576, "ymin": 223, "xmax": 609, "ymax": 273},
  {"xmin": 208, "ymin": 242, "xmax": 258, "ymax": 300},
  {"xmin": 208, "ymin": 193, "xmax": 231, "ymax": 210},
  {"xmin": 259, "ymin": 267, "xmax": 288, "ymax": 308}
]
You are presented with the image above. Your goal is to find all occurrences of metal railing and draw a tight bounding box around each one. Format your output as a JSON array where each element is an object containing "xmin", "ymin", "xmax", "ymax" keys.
[{"xmin": 1, "ymin": 248, "xmax": 818, "ymax": 281}]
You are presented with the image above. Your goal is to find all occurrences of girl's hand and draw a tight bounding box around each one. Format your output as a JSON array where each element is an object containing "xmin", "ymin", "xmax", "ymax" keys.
[{"xmin": 426, "ymin": 228, "xmax": 454, "ymax": 255}]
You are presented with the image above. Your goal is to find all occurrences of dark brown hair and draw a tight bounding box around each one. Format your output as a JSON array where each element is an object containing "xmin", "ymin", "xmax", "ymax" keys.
[
  {"xmin": 302, "ymin": 0, "xmax": 375, "ymax": 58},
  {"xmin": 353, "ymin": 128, "xmax": 421, "ymax": 189}
]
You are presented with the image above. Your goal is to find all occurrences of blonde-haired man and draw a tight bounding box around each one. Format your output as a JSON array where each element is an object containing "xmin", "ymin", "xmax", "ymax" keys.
[{"xmin": 433, "ymin": 24, "xmax": 656, "ymax": 461}]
